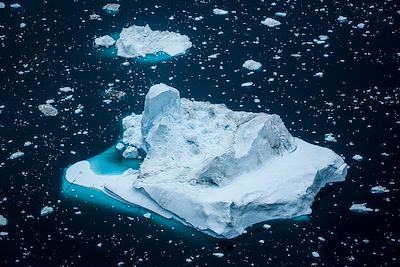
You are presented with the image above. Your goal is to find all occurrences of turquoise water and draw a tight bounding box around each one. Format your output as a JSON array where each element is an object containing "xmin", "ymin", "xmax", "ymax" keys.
[
  {"xmin": 61, "ymin": 146, "xmax": 193, "ymax": 239},
  {"xmin": 88, "ymin": 145, "xmax": 141, "ymax": 175}
]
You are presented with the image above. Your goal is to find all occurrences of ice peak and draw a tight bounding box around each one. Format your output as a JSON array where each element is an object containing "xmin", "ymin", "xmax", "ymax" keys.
[{"xmin": 141, "ymin": 83, "xmax": 181, "ymax": 140}]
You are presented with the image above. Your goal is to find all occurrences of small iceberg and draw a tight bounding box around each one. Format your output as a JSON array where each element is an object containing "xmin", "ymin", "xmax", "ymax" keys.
[{"xmin": 115, "ymin": 25, "xmax": 192, "ymax": 58}]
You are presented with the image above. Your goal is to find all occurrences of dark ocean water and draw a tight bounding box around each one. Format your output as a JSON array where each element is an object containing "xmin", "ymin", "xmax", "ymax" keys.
[{"xmin": 1, "ymin": 0, "xmax": 399, "ymax": 266}]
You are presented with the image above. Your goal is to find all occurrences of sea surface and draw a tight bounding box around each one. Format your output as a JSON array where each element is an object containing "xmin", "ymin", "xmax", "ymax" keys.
[{"xmin": 1, "ymin": 0, "xmax": 399, "ymax": 266}]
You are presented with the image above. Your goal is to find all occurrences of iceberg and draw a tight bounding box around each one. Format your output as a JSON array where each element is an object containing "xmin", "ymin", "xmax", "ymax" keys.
[
  {"xmin": 65, "ymin": 84, "xmax": 348, "ymax": 238},
  {"xmin": 115, "ymin": 25, "xmax": 192, "ymax": 58}
]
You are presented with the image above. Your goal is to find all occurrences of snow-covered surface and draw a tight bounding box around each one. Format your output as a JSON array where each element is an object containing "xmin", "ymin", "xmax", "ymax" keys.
[
  {"xmin": 115, "ymin": 25, "xmax": 192, "ymax": 58},
  {"xmin": 40, "ymin": 206, "xmax": 54, "ymax": 216},
  {"xmin": 213, "ymin": 8, "xmax": 228, "ymax": 15},
  {"xmin": 65, "ymin": 84, "xmax": 348, "ymax": 238},
  {"xmin": 242, "ymin": 60, "xmax": 262, "ymax": 71},
  {"xmin": 261, "ymin": 18, "xmax": 281, "ymax": 27},
  {"xmin": 38, "ymin": 104, "xmax": 58, "ymax": 116},
  {"xmin": 94, "ymin": 35, "xmax": 116, "ymax": 48}
]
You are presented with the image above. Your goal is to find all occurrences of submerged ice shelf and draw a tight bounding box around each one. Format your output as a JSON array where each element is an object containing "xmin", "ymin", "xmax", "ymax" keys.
[{"xmin": 64, "ymin": 84, "xmax": 348, "ymax": 239}]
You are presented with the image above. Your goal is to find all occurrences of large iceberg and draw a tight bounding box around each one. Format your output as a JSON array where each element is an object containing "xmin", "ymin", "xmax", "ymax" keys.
[
  {"xmin": 65, "ymin": 84, "xmax": 347, "ymax": 238},
  {"xmin": 115, "ymin": 25, "xmax": 192, "ymax": 58}
]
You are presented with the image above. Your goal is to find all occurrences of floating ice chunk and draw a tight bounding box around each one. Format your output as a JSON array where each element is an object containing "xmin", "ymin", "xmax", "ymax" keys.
[
  {"xmin": 208, "ymin": 53, "xmax": 220, "ymax": 59},
  {"xmin": 349, "ymin": 203, "xmax": 376, "ymax": 213},
  {"xmin": 312, "ymin": 251, "xmax": 320, "ymax": 258},
  {"xmin": 24, "ymin": 141, "xmax": 32, "ymax": 146},
  {"xmin": 337, "ymin": 16, "xmax": 347, "ymax": 22},
  {"xmin": 213, "ymin": 8, "xmax": 228, "ymax": 15},
  {"xmin": 319, "ymin": 35, "xmax": 329, "ymax": 41},
  {"xmin": 59, "ymin": 86, "xmax": 74, "ymax": 93},
  {"xmin": 0, "ymin": 215, "xmax": 7, "ymax": 226},
  {"xmin": 89, "ymin": 13, "xmax": 102, "ymax": 21},
  {"xmin": 370, "ymin": 186, "xmax": 389, "ymax": 194},
  {"xmin": 357, "ymin": 23, "xmax": 365, "ymax": 29},
  {"xmin": 40, "ymin": 206, "xmax": 54, "ymax": 216},
  {"xmin": 115, "ymin": 25, "xmax": 192, "ymax": 58},
  {"xmin": 352, "ymin": 154, "xmax": 363, "ymax": 161},
  {"xmin": 94, "ymin": 35, "xmax": 116, "ymax": 48},
  {"xmin": 122, "ymin": 146, "xmax": 139, "ymax": 159},
  {"xmin": 143, "ymin": 212, "xmax": 151, "ymax": 219},
  {"xmin": 74, "ymin": 104, "xmax": 84, "ymax": 114},
  {"xmin": 9, "ymin": 151, "xmax": 24, "ymax": 160},
  {"xmin": 261, "ymin": 18, "xmax": 281, "ymax": 27},
  {"xmin": 20, "ymin": 23, "xmax": 26, "ymax": 28},
  {"xmin": 213, "ymin": 253, "xmax": 224, "ymax": 258},
  {"xmin": 242, "ymin": 60, "xmax": 262, "ymax": 71},
  {"xmin": 324, "ymin": 133, "xmax": 337, "ymax": 142},
  {"xmin": 241, "ymin": 82, "xmax": 254, "ymax": 87},
  {"xmin": 10, "ymin": 3, "xmax": 21, "ymax": 8},
  {"xmin": 102, "ymin": 3, "xmax": 120, "ymax": 14},
  {"xmin": 263, "ymin": 224, "xmax": 272, "ymax": 229},
  {"xmin": 314, "ymin": 72, "xmax": 324, "ymax": 77},
  {"xmin": 0, "ymin": 3, "xmax": 5, "ymax": 9},
  {"xmin": 275, "ymin": 12, "xmax": 287, "ymax": 17},
  {"xmin": 115, "ymin": 142, "xmax": 125, "ymax": 151},
  {"xmin": 38, "ymin": 103, "xmax": 58, "ymax": 116}
]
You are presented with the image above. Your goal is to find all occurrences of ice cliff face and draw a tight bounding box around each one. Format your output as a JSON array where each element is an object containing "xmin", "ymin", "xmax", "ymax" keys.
[{"xmin": 66, "ymin": 83, "xmax": 347, "ymax": 239}]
